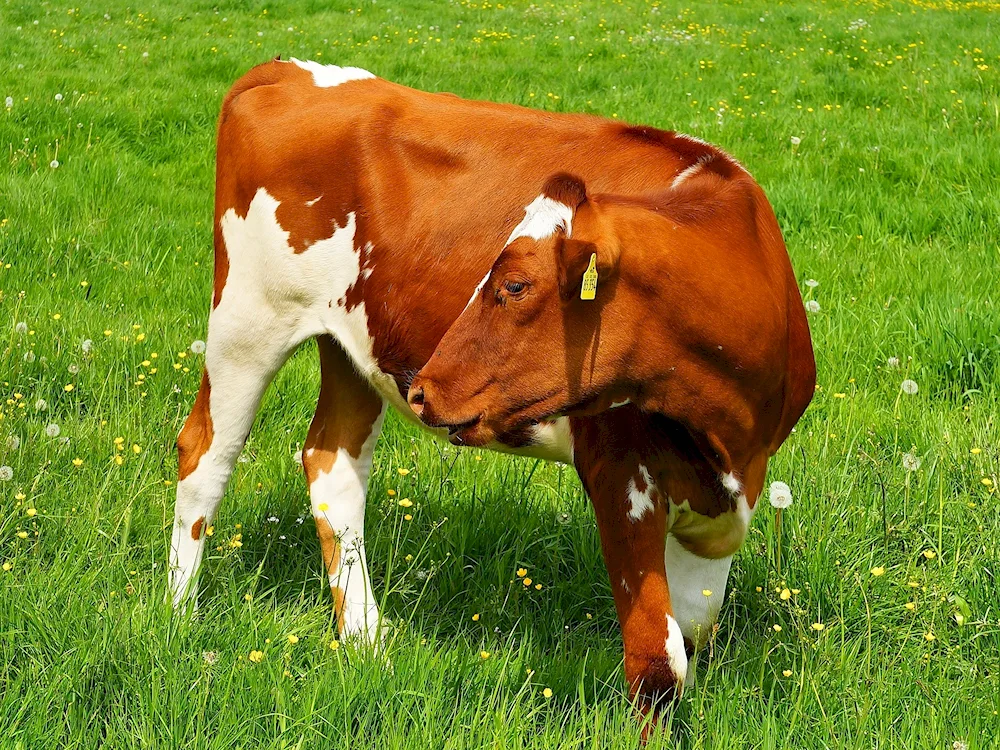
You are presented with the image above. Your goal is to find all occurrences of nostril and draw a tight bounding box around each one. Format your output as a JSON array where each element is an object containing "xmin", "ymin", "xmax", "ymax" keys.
[{"xmin": 408, "ymin": 385, "xmax": 425, "ymax": 417}]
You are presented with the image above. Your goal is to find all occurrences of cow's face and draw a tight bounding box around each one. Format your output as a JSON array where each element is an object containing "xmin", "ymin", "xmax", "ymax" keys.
[{"xmin": 408, "ymin": 174, "xmax": 633, "ymax": 446}]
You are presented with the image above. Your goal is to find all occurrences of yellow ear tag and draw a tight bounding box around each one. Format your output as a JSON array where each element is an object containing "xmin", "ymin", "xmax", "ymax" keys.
[{"xmin": 580, "ymin": 253, "xmax": 598, "ymax": 301}]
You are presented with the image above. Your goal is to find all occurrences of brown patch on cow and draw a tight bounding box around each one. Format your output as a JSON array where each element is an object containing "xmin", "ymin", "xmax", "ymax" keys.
[
  {"xmin": 177, "ymin": 371, "xmax": 214, "ymax": 481},
  {"xmin": 191, "ymin": 516, "xmax": 206, "ymax": 541},
  {"xmin": 330, "ymin": 585, "xmax": 346, "ymax": 634},
  {"xmin": 302, "ymin": 336, "xmax": 384, "ymax": 485},
  {"xmin": 315, "ymin": 516, "xmax": 342, "ymax": 575}
]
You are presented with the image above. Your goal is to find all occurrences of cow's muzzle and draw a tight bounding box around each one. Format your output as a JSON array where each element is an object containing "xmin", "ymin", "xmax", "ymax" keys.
[{"xmin": 407, "ymin": 379, "xmax": 485, "ymax": 444}]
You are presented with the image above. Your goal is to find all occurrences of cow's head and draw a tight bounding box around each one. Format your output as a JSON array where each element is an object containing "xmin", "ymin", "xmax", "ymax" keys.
[{"xmin": 407, "ymin": 173, "xmax": 638, "ymax": 446}]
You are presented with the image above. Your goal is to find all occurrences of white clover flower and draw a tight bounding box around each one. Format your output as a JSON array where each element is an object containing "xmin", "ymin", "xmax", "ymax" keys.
[
  {"xmin": 804, "ymin": 279, "xmax": 819, "ymax": 288},
  {"xmin": 68, "ymin": 364, "xmax": 80, "ymax": 374},
  {"xmin": 902, "ymin": 452, "xmax": 921, "ymax": 472},
  {"xmin": 45, "ymin": 423, "xmax": 60, "ymax": 437},
  {"xmin": 790, "ymin": 135, "xmax": 801, "ymax": 146},
  {"xmin": 901, "ymin": 379, "xmax": 918, "ymax": 395},
  {"xmin": 34, "ymin": 399, "xmax": 47, "ymax": 411},
  {"xmin": 267, "ymin": 516, "xmax": 279, "ymax": 523},
  {"xmin": 190, "ymin": 340, "xmax": 206, "ymax": 354},
  {"xmin": 4, "ymin": 96, "xmax": 12, "ymax": 108},
  {"xmin": 50, "ymin": 159, "xmax": 59, "ymax": 169},
  {"xmin": 6, "ymin": 435, "xmax": 20, "ymax": 451},
  {"xmin": 81, "ymin": 339, "xmax": 93, "ymax": 353},
  {"xmin": 23, "ymin": 351, "xmax": 36, "ymax": 363},
  {"xmin": 805, "ymin": 300, "xmax": 821, "ymax": 313},
  {"xmin": 769, "ymin": 481, "xmax": 792, "ymax": 509},
  {"xmin": 887, "ymin": 356, "xmax": 900, "ymax": 368},
  {"xmin": 15, "ymin": 321, "xmax": 27, "ymax": 334},
  {"xmin": 55, "ymin": 93, "xmax": 63, "ymax": 101}
]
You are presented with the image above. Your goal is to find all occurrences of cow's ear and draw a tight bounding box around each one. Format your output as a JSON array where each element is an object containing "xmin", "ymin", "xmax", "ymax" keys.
[
  {"xmin": 541, "ymin": 173, "xmax": 588, "ymax": 212},
  {"xmin": 557, "ymin": 237, "xmax": 620, "ymax": 301}
]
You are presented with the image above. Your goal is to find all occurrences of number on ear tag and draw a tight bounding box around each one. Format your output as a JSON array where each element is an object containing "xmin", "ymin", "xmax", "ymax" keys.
[{"xmin": 580, "ymin": 253, "xmax": 598, "ymax": 301}]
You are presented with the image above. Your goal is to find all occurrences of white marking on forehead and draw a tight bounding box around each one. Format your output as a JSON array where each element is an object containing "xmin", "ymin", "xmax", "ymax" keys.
[
  {"xmin": 665, "ymin": 614, "xmax": 689, "ymax": 688},
  {"xmin": 289, "ymin": 58, "xmax": 375, "ymax": 87},
  {"xmin": 627, "ymin": 464, "xmax": 656, "ymax": 522},
  {"xmin": 720, "ymin": 471, "xmax": 741, "ymax": 496},
  {"xmin": 463, "ymin": 269, "xmax": 492, "ymax": 311},
  {"xmin": 505, "ymin": 195, "xmax": 573, "ymax": 246}
]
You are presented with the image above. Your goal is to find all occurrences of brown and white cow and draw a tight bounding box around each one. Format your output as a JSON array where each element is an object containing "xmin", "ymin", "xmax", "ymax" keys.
[{"xmin": 170, "ymin": 58, "xmax": 815, "ymax": 718}]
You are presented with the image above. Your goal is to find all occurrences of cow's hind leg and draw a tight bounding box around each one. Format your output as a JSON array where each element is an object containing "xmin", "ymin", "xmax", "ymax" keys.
[
  {"xmin": 169, "ymin": 319, "xmax": 296, "ymax": 608},
  {"xmin": 303, "ymin": 335, "xmax": 386, "ymax": 643}
]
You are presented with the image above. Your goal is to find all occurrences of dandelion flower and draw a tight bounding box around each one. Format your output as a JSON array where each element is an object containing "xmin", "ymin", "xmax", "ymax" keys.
[
  {"xmin": 72, "ymin": 458, "xmax": 83, "ymax": 467},
  {"xmin": 769, "ymin": 481, "xmax": 792, "ymax": 509},
  {"xmin": 81, "ymin": 339, "xmax": 93, "ymax": 353},
  {"xmin": 403, "ymin": 514, "xmax": 412, "ymax": 521},
  {"xmin": 17, "ymin": 531, "xmax": 28, "ymax": 539},
  {"xmin": 790, "ymin": 136, "xmax": 802, "ymax": 146},
  {"xmin": 902, "ymin": 452, "xmax": 921, "ymax": 472},
  {"xmin": 870, "ymin": 566, "xmax": 885, "ymax": 577},
  {"xmin": 15, "ymin": 321, "xmax": 27, "ymax": 334},
  {"xmin": 542, "ymin": 687, "xmax": 553, "ymax": 699},
  {"xmin": 970, "ymin": 447, "xmax": 981, "ymax": 455},
  {"xmin": 901, "ymin": 379, "xmax": 918, "ymax": 395},
  {"xmin": 248, "ymin": 650, "xmax": 264, "ymax": 663},
  {"xmin": 287, "ymin": 634, "xmax": 299, "ymax": 645},
  {"xmin": 68, "ymin": 364, "xmax": 80, "ymax": 375},
  {"xmin": 55, "ymin": 93, "xmax": 63, "ymax": 101},
  {"xmin": 535, "ymin": 583, "xmax": 542, "ymax": 590},
  {"xmin": 904, "ymin": 602, "xmax": 916, "ymax": 611},
  {"xmin": 6, "ymin": 436, "xmax": 20, "ymax": 451},
  {"xmin": 887, "ymin": 356, "xmax": 900, "ymax": 368},
  {"xmin": 23, "ymin": 351, "xmax": 35, "ymax": 363},
  {"xmin": 190, "ymin": 340, "xmax": 206, "ymax": 354},
  {"xmin": 244, "ymin": 593, "xmax": 252, "ymax": 602},
  {"xmin": 317, "ymin": 502, "xmax": 329, "ymax": 512},
  {"xmin": 4, "ymin": 96, "xmax": 12, "ymax": 108},
  {"xmin": 202, "ymin": 651, "xmax": 219, "ymax": 665},
  {"xmin": 50, "ymin": 160, "xmax": 59, "ymax": 169},
  {"xmin": 64, "ymin": 384, "xmax": 74, "ymax": 392},
  {"xmin": 0, "ymin": 466, "xmax": 12, "ymax": 481},
  {"xmin": 45, "ymin": 423, "xmax": 60, "ymax": 437},
  {"xmin": 36, "ymin": 399, "xmax": 48, "ymax": 412},
  {"xmin": 2, "ymin": 562, "xmax": 11, "ymax": 572},
  {"xmin": 804, "ymin": 278, "xmax": 818, "ymax": 288},
  {"xmin": 805, "ymin": 300, "xmax": 821, "ymax": 313}
]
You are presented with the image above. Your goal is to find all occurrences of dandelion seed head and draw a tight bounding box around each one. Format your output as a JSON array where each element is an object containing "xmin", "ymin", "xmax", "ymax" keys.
[
  {"xmin": 0, "ymin": 466, "xmax": 13, "ymax": 481},
  {"xmin": 902, "ymin": 452, "xmax": 921, "ymax": 472},
  {"xmin": 804, "ymin": 279, "xmax": 819, "ymax": 288},
  {"xmin": 790, "ymin": 135, "xmax": 802, "ymax": 146},
  {"xmin": 81, "ymin": 339, "xmax": 93, "ymax": 353},
  {"xmin": 50, "ymin": 160, "xmax": 59, "ymax": 169},
  {"xmin": 805, "ymin": 300, "xmax": 821, "ymax": 313},
  {"xmin": 4, "ymin": 96, "xmax": 12, "ymax": 108},
  {"xmin": 45, "ymin": 423, "xmax": 60, "ymax": 437},
  {"xmin": 190, "ymin": 340, "xmax": 206, "ymax": 354},
  {"xmin": 55, "ymin": 93, "xmax": 63, "ymax": 101},
  {"xmin": 901, "ymin": 379, "xmax": 918, "ymax": 395},
  {"xmin": 769, "ymin": 481, "xmax": 792, "ymax": 509},
  {"xmin": 15, "ymin": 322, "xmax": 27, "ymax": 334},
  {"xmin": 887, "ymin": 356, "xmax": 900, "ymax": 368},
  {"xmin": 23, "ymin": 351, "xmax": 35, "ymax": 363},
  {"xmin": 6, "ymin": 436, "xmax": 20, "ymax": 451}
]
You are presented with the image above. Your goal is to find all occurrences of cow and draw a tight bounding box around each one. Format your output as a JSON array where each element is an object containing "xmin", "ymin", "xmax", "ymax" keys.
[{"xmin": 170, "ymin": 57, "xmax": 815, "ymax": 722}]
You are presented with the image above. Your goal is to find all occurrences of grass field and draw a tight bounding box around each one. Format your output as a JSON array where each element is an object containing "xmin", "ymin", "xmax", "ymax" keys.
[{"xmin": 2, "ymin": 0, "xmax": 1000, "ymax": 747}]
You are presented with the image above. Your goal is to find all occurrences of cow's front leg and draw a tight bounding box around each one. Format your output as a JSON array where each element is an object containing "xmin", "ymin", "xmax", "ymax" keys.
[{"xmin": 579, "ymin": 457, "xmax": 688, "ymax": 717}]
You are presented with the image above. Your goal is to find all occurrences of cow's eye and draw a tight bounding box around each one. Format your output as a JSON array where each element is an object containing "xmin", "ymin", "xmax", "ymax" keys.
[{"xmin": 503, "ymin": 280, "xmax": 527, "ymax": 295}]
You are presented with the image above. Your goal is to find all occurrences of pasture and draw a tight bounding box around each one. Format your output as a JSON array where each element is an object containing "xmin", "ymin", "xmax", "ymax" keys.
[{"xmin": 1, "ymin": 0, "xmax": 999, "ymax": 746}]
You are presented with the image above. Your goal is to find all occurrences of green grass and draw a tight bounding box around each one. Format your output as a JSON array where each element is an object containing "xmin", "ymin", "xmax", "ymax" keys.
[{"xmin": 2, "ymin": 0, "xmax": 1000, "ymax": 746}]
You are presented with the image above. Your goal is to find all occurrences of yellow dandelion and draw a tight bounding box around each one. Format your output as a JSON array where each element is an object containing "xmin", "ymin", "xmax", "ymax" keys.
[
  {"xmin": 287, "ymin": 634, "xmax": 299, "ymax": 645},
  {"xmin": 870, "ymin": 566, "xmax": 885, "ymax": 577},
  {"xmin": 586, "ymin": 613, "xmax": 592, "ymax": 620},
  {"xmin": 15, "ymin": 492, "xmax": 26, "ymax": 501},
  {"xmin": 970, "ymin": 447, "xmax": 981, "ymax": 455},
  {"xmin": 248, "ymin": 650, "xmax": 264, "ymax": 663},
  {"xmin": 205, "ymin": 526, "xmax": 214, "ymax": 537},
  {"xmin": 132, "ymin": 444, "xmax": 141, "ymax": 454},
  {"xmin": 982, "ymin": 478, "xmax": 993, "ymax": 487},
  {"xmin": 542, "ymin": 687, "xmax": 553, "ymax": 699}
]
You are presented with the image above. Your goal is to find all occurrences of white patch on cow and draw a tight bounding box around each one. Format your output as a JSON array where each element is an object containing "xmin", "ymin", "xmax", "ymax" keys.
[
  {"xmin": 528, "ymin": 418, "xmax": 574, "ymax": 463},
  {"xmin": 720, "ymin": 471, "xmax": 741, "ymax": 496},
  {"xmin": 306, "ymin": 196, "xmax": 322, "ymax": 207},
  {"xmin": 671, "ymin": 160, "xmax": 705, "ymax": 189},
  {"xmin": 463, "ymin": 269, "xmax": 492, "ymax": 311},
  {"xmin": 289, "ymin": 58, "xmax": 375, "ymax": 88},
  {"xmin": 627, "ymin": 464, "xmax": 656, "ymax": 522},
  {"xmin": 665, "ymin": 614, "xmax": 689, "ymax": 688},
  {"xmin": 674, "ymin": 132, "xmax": 747, "ymax": 174},
  {"xmin": 506, "ymin": 195, "xmax": 573, "ymax": 245},
  {"xmin": 311, "ymin": 404, "xmax": 386, "ymax": 643},
  {"xmin": 664, "ymin": 493, "xmax": 756, "ymax": 649}
]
